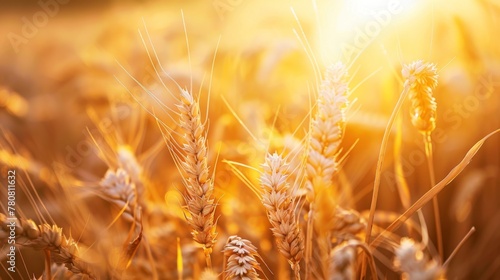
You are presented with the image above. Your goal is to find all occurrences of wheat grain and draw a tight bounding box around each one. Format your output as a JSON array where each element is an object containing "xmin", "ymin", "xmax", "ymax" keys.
[
  {"xmin": 223, "ymin": 235, "xmax": 262, "ymax": 280},
  {"xmin": 260, "ymin": 152, "xmax": 304, "ymax": 279}
]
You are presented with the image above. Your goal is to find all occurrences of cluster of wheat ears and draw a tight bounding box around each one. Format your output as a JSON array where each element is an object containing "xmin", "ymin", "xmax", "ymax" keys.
[
  {"xmin": 0, "ymin": 8, "xmax": 499, "ymax": 280},
  {"xmin": 1, "ymin": 49, "xmax": 498, "ymax": 279}
]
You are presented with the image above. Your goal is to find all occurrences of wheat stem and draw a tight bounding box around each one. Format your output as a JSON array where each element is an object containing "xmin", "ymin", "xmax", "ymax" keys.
[
  {"xmin": 424, "ymin": 134, "xmax": 443, "ymax": 262},
  {"xmin": 366, "ymin": 83, "xmax": 410, "ymax": 244},
  {"xmin": 443, "ymin": 227, "xmax": 475, "ymax": 268},
  {"xmin": 305, "ymin": 207, "xmax": 314, "ymax": 279},
  {"xmin": 204, "ymin": 248, "xmax": 213, "ymax": 270},
  {"xmin": 177, "ymin": 237, "xmax": 183, "ymax": 280},
  {"xmin": 44, "ymin": 249, "xmax": 52, "ymax": 280},
  {"xmin": 294, "ymin": 264, "xmax": 301, "ymax": 280}
]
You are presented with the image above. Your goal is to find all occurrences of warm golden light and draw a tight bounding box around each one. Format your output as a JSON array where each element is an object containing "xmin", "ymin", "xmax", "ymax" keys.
[{"xmin": 0, "ymin": 0, "xmax": 498, "ymax": 279}]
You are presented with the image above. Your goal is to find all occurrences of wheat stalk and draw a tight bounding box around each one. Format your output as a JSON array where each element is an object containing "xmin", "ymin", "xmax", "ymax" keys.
[
  {"xmin": 177, "ymin": 87, "xmax": 217, "ymax": 268},
  {"xmin": 403, "ymin": 60, "xmax": 443, "ymax": 261},
  {"xmin": 260, "ymin": 152, "xmax": 304, "ymax": 279},
  {"xmin": 305, "ymin": 62, "xmax": 350, "ymax": 279},
  {"xmin": 223, "ymin": 235, "xmax": 262, "ymax": 280}
]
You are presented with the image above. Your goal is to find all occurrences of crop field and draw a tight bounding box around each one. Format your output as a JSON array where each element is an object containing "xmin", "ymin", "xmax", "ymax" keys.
[{"xmin": 0, "ymin": 0, "xmax": 499, "ymax": 279}]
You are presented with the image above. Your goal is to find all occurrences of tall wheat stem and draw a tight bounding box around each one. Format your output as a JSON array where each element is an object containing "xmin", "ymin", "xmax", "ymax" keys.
[
  {"xmin": 360, "ymin": 81, "xmax": 411, "ymax": 280},
  {"xmin": 44, "ymin": 249, "xmax": 52, "ymax": 280},
  {"xmin": 366, "ymin": 83, "xmax": 410, "ymax": 244},
  {"xmin": 305, "ymin": 206, "xmax": 313, "ymax": 279},
  {"xmin": 424, "ymin": 133, "xmax": 443, "ymax": 261}
]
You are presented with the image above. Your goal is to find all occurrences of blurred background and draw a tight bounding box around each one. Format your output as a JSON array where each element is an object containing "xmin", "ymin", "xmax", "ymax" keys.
[{"xmin": 0, "ymin": 0, "xmax": 499, "ymax": 279}]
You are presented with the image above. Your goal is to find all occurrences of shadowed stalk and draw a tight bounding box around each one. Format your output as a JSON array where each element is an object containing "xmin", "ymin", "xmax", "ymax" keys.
[
  {"xmin": 365, "ymin": 83, "xmax": 410, "ymax": 244},
  {"xmin": 305, "ymin": 205, "xmax": 313, "ymax": 279},
  {"xmin": 361, "ymin": 78, "xmax": 411, "ymax": 280},
  {"xmin": 370, "ymin": 129, "xmax": 500, "ymax": 248},
  {"xmin": 443, "ymin": 227, "xmax": 475, "ymax": 268},
  {"xmin": 424, "ymin": 133, "xmax": 443, "ymax": 261},
  {"xmin": 44, "ymin": 249, "xmax": 52, "ymax": 280},
  {"xmin": 177, "ymin": 237, "xmax": 183, "ymax": 280}
]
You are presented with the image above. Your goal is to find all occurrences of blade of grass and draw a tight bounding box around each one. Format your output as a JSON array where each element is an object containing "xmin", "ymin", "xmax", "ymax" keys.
[
  {"xmin": 366, "ymin": 83, "xmax": 411, "ymax": 243},
  {"xmin": 370, "ymin": 129, "xmax": 500, "ymax": 248}
]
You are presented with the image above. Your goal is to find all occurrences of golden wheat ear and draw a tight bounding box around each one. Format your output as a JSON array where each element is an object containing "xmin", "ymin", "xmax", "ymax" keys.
[
  {"xmin": 223, "ymin": 235, "xmax": 263, "ymax": 280},
  {"xmin": 329, "ymin": 241, "xmax": 357, "ymax": 280},
  {"xmin": 0, "ymin": 215, "xmax": 97, "ymax": 279},
  {"xmin": 402, "ymin": 60, "xmax": 439, "ymax": 135},
  {"xmin": 403, "ymin": 60, "xmax": 444, "ymax": 261},
  {"xmin": 260, "ymin": 152, "xmax": 304, "ymax": 279},
  {"xmin": 176, "ymin": 87, "xmax": 217, "ymax": 268},
  {"xmin": 304, "ymin": 62, "xmax": 350, "ymax": 279},
  {"xmin": 394, "ymin": 238, "xmax": 445, "ymax": 280}
]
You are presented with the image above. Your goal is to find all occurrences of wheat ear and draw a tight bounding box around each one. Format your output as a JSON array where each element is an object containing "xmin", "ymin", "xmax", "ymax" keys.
[
  {"xmin": 260, "ymin": 152, "xmax": 304, "ymax": 279},
  {"xmin": 305, "ymin": 62, "xmax": 349, "ymax": 278},
  {"xmin": 99, "ymin": 168, "xmax": 140, "ymax": 225},
  {"xmin": 332, "ymin": 207, "xmax": 366, "ymax": 243},
  {"xmin": 0, "ymin": 214, "xmax": 96, "ymax": 279},
  {"xmin": 223, "ymin": 235, "xmax": 262, "ymax": 280},
  {"xmin": 403, "ymin": 60, "xmax": 443, "ymax": 261},
  {"xmin": 403, "ymin": 60, "xmax": 439, "ymax": 135},
  {"xmin": 394, "ymin": 238, "xmax": 444, "ymax": 280},
  {"xmin": 117, "ymin": 146, "xmax": 145, "ymax": 206},
  {"xmin": 177, "ymin": 88, "xmax": 217, "ymax": 268},
  {"xmin": 329, "ymin": 241, "xmax": 357, "ymax": 280}
]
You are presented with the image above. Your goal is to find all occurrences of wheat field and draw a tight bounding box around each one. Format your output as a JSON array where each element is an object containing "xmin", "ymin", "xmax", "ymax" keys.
[{"xmin": 0, "ymin": 0, "xmax": 499, "ymax": 279}]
